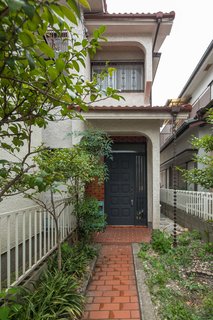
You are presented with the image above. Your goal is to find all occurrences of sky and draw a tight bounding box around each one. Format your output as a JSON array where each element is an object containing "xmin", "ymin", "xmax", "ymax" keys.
[{"xmin": 106, "ymin": 0, "xmax": 213, "ymax": 106}]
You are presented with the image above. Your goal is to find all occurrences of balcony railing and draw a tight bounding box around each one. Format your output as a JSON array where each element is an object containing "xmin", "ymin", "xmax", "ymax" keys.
[
  {"xmin": 0, "ymin": 198, "xmax": 76, "ymax": 290},
  {"xmin": 160, "ymin": 188, "xmax": 213, "ymax": 221}
]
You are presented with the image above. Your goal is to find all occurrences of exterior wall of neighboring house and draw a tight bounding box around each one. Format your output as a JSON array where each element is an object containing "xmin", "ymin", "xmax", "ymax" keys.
[
  {"xmin": 161, "ymin": 126, "xmax": 199, "ymax": 190},
  {"xmin": 160, "ymin": 40, "xmax": 213, "ymax": 191}
]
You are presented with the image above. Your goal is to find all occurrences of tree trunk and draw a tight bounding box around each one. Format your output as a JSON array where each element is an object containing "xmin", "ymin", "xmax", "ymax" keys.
[
  {"xmin": 55, "ymin": 219, "xmax": 62, "ymax": 271},
  {"xmin": 75, "ymin": 179, "xmax": 80, "ymax": 242}
]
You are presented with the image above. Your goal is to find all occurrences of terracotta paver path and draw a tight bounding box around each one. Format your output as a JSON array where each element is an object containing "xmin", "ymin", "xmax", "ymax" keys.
[
  {"xmin": 94, "ymin": 226, "xmax": 151, "ymax": 244},
  {"xmin": 82, "ymin": 227, "xmax": 151, "ymax": 320}
]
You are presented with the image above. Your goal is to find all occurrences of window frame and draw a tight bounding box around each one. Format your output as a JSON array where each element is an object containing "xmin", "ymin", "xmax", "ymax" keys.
[{"xmin": 91, "ymin": 61, "xmax": 144, "ymax": 93}]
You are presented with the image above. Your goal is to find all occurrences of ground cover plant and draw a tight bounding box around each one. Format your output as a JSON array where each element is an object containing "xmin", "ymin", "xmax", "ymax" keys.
[
  {"xmin": 0, "ymin": 242, "xmax": 97, "ymax": 320},
  {"xmin": 139, "ymin": 230, "xmax": 213, "ymax": 320}
]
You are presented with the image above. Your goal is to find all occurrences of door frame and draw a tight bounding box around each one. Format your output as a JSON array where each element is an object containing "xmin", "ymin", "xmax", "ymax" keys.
[{"xmin": 105, "ymin": 142, "xmax": 147, "ymax": 226}]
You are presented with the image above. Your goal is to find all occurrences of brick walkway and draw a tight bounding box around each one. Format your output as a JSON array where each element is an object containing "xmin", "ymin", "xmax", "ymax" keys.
[
  {"xmin": 94, "ymin": 226, "xmax": 151, "ymax": 244},
  {"xmin": 82, "ymin": 227, "xmax": 151, "ymax": 320}
]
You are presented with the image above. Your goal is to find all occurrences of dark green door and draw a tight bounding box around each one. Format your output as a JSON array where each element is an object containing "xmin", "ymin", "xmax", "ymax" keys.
[{"xmin": 105, "ymin": 152, "xmax": 147, "ymax": 225}]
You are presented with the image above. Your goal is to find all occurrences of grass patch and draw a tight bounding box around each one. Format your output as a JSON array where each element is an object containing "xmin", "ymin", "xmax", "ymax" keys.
[{"xmin": 138, "ymin": 230, "xmax": 213, "ymax": 320}]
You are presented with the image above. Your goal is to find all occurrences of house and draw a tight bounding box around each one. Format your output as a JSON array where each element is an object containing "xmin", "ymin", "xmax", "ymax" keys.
[
  {"xmin": 72, "ymin": 1, "xmax": 190, "ymax": 229},
  {"xmin": 0, "ymin": 0, "xmax": 193, "ymax": 290},
  {"xmin": 0, "ymin": 0, "xmax": 190, "ymax": 227},
  {"xmin": 160, "ymin": 40, "xmax": 213, "ymax": 191}
]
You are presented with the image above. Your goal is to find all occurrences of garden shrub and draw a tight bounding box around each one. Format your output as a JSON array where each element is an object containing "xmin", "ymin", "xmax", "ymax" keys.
[
  {"xmin": 48, "ymin": 242, "xmax": 97, "ymax": 279},
  {"xmin": 151, "ymin": 230, "xmax": 172, "ymax": 254},
  {"xmin": 12, "ymin": 270, "xmax": 84, "ymax": 320},
  {"xmin": 77, "ymin": 197, "xmax": 106, "ymax": 242}
]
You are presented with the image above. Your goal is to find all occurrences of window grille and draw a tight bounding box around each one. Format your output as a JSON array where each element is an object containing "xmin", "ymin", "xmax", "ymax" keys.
[
  {"xmin": 46, "ymin": 30, "xmax": 69, "ymax": 52},
  {"xmin": 92, "ymin": 62, "xmax": 144, "ymax": 92}
]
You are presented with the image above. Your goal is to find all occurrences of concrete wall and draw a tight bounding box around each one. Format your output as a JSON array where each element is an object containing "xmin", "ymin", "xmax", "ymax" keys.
[{"xmin": 161, "ymin": 202, "xmax": 213, "ymax": 242}]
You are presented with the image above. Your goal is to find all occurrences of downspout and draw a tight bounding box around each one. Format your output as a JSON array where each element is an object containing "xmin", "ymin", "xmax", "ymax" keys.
[
  {"xmin": 150, "ymin": 13, "xmax": 163, "ymax": 106},
  {"xmin": 153, "ymin": 14, "xmax": 163, "ymax": 54},
  {"xmin": 170, "ymin": 105, "xmax": 181, "ymax": 248}
]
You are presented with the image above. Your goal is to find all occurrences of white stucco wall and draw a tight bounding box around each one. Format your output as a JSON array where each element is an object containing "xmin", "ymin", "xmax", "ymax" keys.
[
  {"xmin": 42, "ymin": 119, "xmax": 73, "ymax": 149},
  {"xmin": 188, "ymin": 67, "xmax": 213, "ymax": 104},
  {"xmin": 0, "ymin": 126, "xmax": 43, "ymax": 213},
  {"xmin": 93, "ymin": 45, "xmax": 145, "ymax": 61},
  {"xmin": 160, "ymin": 126, "xmax": 198, "ymax": 165}
]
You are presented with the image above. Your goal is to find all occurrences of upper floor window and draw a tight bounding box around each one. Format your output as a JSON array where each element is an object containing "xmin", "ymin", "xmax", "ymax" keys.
[
  {"xmin": 46, "ymin": 30, "xmax": 69, "ymax": 52},
  {"xmin": 92, "ymin": 62, "xmax": 144, "ymax": 92}
]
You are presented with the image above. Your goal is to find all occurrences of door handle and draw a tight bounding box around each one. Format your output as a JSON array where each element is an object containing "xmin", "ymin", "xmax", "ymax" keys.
[{"xmin": 131, "ymin": 199, "xmax": 134, "ymax": 206}]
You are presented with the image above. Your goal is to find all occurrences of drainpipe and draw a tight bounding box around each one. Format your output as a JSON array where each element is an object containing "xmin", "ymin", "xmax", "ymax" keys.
[
  {"xmin": 151, "ymin": 13, "xmax": 163, "ymax": 106},
  {"xmin": 170, "ymin": 105, "xmax": 181, "ymax": 247},
  {"xmin": 152, "ymin": 13, "xmax": 163, "ymax": 54}
]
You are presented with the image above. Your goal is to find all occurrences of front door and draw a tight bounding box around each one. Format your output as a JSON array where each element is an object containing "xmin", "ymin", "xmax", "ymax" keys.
[{"xmin": 105, "ymin": 152, "xmax": 147, "ymax": 225}]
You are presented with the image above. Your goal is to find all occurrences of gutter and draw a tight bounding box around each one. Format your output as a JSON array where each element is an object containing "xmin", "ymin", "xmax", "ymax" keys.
[
  {"xmin": 160, "ymin": 118, "xmax": 202, "ymax": 152},
  {"xmin": 84, "ymin": 12, "xmax": 175, "ymax": 20},
  {"xmin": 83, "ymin": 105, "xmax": 191, "ymax": 112}
]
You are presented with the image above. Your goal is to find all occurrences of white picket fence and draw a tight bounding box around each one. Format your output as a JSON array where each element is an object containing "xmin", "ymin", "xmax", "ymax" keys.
[
  {"xmin": 0, "ymin": 198, "xmax": 76, "ymax": 290},
  {"xmin": 160, "ymin": 188, "xmax": 213, "ymax": 221}
]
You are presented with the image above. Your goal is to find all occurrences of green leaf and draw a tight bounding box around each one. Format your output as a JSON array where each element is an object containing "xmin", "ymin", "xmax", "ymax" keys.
[
  {"xmin": 26, "ymin": 51, "xmax": 35, "ymax": 70},
  {"xmin": 0, "ymin": 160, "xmax": 9, "ymax": 165},
  {"xmin": 78, "ymin": 0, "xmax": 90, "ymax": 9},
  {"xmin": 50, "ymin": 4, "xmax": 64, "ymax": 18},
  {"xmin": 19, "ymin": 31, "xmax": 34, "ymax": 47},
  {"xmin": 98, "ymin": 25, "xmax": 106, "ymax": 34},
  {"xmin": 1, "ymin": 143, "xmax": 13, "ymax": 150},
  {"xmin": 60, "ymin": 5, "xmax": 77, "ymax": 25},
  {"xmin": 5, "ymin": 0, "xmax": 25, "ymax": 11},
  {"xmin": 67, "ymin": 0, "xmax": 80, "ymax": 18},
  {"xmin": 56, "ymin": 58, "xmax": 65, "ymax": 72},
  {"xmin": 48, "ymin": 67, "xmax": 58, "ymax": 81},
  {"xmin": 22, "ymin": 3, "xmax": 35, "ymax": 19},
  {"xmin": 90, "ymin": 94, "xmax": 97, "ymax": 102},
  {"xmin": 72, "ymin": 60, "xmax": 80, "ymax": 72},
  {"xmin": 0, "ymin": 32, "xmax": 6, "ymax": 42},
  {"xmin": 78, "ymin": 57, "xmax": 86, "ymax": 68},
  {"xmin": 0, "ymin": 305, "xmax": 9, "ymax": 320},
  {"xmin": 82, "ymin": 39, "xmax": 88, "ymax": 48},
  {"xmin": 9, "ymin": 125, "xmax": 18, "ymax": 134},
  {"xmin": 27, "ymin": 10, "xmax": 43, "ymax": 31},
  {"xmin": 39, "ymin": 42, "xmax": 55, "ymax": 58},
  {"xmin": 42, "ymin": 7, "xmax": 54, "ymax": 26}
]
